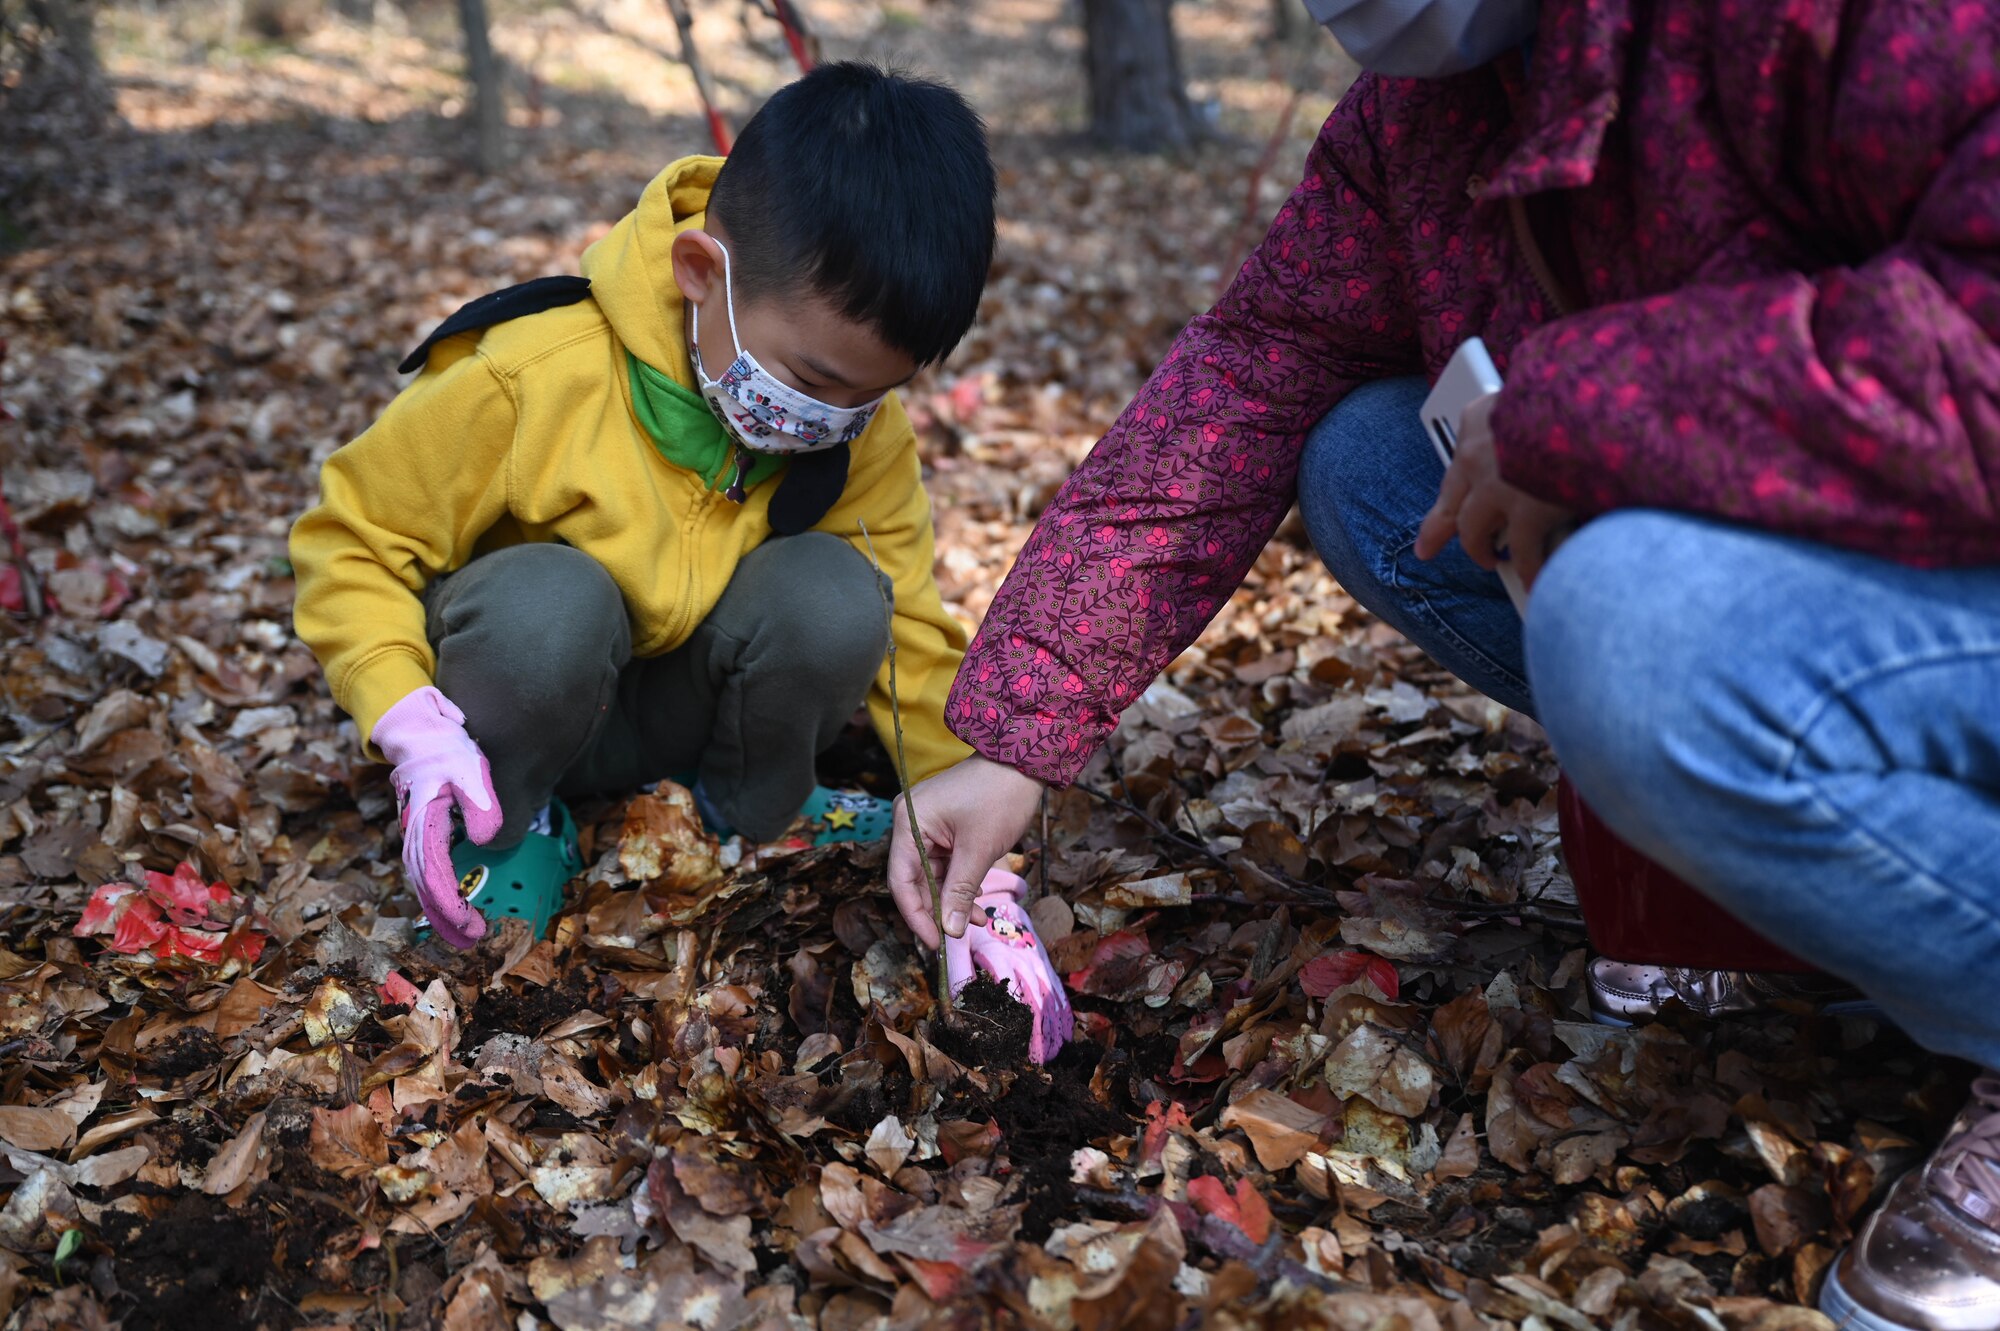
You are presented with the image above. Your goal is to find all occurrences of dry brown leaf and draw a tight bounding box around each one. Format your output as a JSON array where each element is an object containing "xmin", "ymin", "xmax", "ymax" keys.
[
  {"xmin": 12, "ymin": 1286, "xmax": 116, "ymax": 1331},
  {"xmin": 674, "ymin": 1147, "xmax": 756, "ymax": 1217},
  {"xmin": 0, "ymin": 1105, "xmax": 78, "ymax": 1154},
  {"xmin": 1433, "ymin": 1112, "xmax": 1481, "ymax": 1180},
  {"xmin": 1324, "ymin": 1023, "xmax": 1435, "ymax": 1117},
  {"xmin": 545, "ymin": 1242, "xmax": 755, "ymax": 1330},
  {"xmin": 618, "ymin": 785, "xmax": 722, "ymax": 889},
  {"xmin": 821, "ymin": 1161, "xmax": 867, "ymax": 1232},
  {"xmin": 652, "ymin": 1158, "xmax": 757, "ymax": 1277},
  {"xmin": 866, "ymin": 1115, "xmax": 915, "ymax": 1178},
  {"xmin": 528, "ymin": 1235, "xmax": 628, "ymax": 1305},
  {"xmin": 199, "ymin": 1110, "xmax": 270, "ymax": 1197},
  {"xmin": 310, "ymin": 1103, "xmax": 388, "ymax": 1178},
  {"xmin": 441, "ymin": 1264, "xmax": 511, "ymax": 1331},
  {"xmin": 1071, "ymin": 1208, "xmax": 1185, "ymax": 1331},
  {"xmin": 1750, "ymin": 1183, "xmax": 1828, "ymax": 1257},
  {"xmin": 1217, "ymin": 1089, "xmax": 1330, "ymax": 1171},
  {"xmin": 302, "ymin": 977, "xmax": 367, "ymax": 1047},
  {"xmin": 541, "ymin": 1058, "xmax": 616, "ymax": 1118}
]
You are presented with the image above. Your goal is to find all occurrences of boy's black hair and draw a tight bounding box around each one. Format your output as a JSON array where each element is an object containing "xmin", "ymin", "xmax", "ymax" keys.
[{"xmin": 708, "ymin": 61, "xmax": 995, "ymax": 368}]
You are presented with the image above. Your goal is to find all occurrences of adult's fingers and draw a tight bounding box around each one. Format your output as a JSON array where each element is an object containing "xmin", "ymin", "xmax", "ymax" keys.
[
  {"xmin": 1455, "ymin": 485, "xmax": 1509, "ymax": 571},
  {"xmin": 939, "ymin": 836, "xmax": 1002, "ymax": 939},
  {"xmin": 887, "ymin": 801, "xmax": 945, "ymax": 949},
  {"xmin": 1512, "ymin": 510, "xmax": 1555, "ymax": 590},
  {"xmin": 1415, "ymin": 459, "xmax": 1471, "ymax": 562}
]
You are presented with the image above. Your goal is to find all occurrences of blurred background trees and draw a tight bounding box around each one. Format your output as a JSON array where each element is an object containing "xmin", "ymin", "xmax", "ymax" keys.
[
  {"xmin": 457, "ymin": 0, "xmax": 503, "ymax": 170},
  {"xmin": 2, "ymin": 0, "xmax": 1326, "ymax": 173},
  {"xmin": 1081, "ymin": 0, "xmax": 1204, "ymax": 152},
  {"xmin": 1, "ymin": 0, "xmax": 115, "ymax": 134}
]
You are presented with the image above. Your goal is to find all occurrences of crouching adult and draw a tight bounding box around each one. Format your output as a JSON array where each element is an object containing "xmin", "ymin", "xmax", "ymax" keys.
[{"xmin": 889, "ymin": 3, "xmax": 2000, "ymax": 1327}]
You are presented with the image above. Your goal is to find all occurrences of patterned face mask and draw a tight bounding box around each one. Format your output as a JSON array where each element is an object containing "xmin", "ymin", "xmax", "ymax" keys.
[
  {"xmin": 1303, "ymin": 0, "xmax": 1537, "ymax": 79},
  {"xmin": 688, "ymin": 241, "xmax": 883, "ymax": 456}
]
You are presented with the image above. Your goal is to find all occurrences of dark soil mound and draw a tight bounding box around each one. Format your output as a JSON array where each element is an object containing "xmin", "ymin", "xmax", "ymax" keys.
[
  {"xmin": 103, "ymin": 1193, "xmax": 276, "ymax": 1331},
  {"xmin": 931, "ymin": 978, "xmax": 1125, "ymax": 1243}
]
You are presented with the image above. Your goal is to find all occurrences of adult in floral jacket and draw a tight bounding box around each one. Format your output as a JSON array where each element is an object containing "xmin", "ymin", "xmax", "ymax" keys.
[{"xmin": 890, "ymin": 2, "xmax": 2000, "ymax": 1326}]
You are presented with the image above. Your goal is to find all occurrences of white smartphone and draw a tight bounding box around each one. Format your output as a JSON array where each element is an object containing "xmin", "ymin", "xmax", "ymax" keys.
[
  {"xmin": 1420, "ymin": 337, "xmax": 1503, "ymax": 467},
  {"xmin": 1418, "ymin": 338, "xmax": 1530, "ymax": 616}
]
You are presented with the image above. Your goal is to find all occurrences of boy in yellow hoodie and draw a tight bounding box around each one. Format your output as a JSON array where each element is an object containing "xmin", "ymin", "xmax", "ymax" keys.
[{"xmin": 290, "ymin": 63, "xmax": 992, "ymax": 948}]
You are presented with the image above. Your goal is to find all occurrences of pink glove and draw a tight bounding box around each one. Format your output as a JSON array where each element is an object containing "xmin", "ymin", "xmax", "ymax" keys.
[
  {"xmin": 371, "ymin": 686, "xmax": 501, "ymax": 949},
  {"xmin": 944, "ymin": 868, "xmax": 1072, "ymax": 1064}
]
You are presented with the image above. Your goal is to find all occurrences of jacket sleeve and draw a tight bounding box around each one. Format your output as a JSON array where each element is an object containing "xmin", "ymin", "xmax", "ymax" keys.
[
  {"xmin": 289, "ymin": 339, "xmax": 516, "ymax": 754},
  {"xmin": 946, "ymin": 79, "xmax": 1422, "ymax": 786},
  {"xmin": 823, "ymin": 395, "xmax": 975, "ymax": 788},
  {"xmin": 1493, "ymin": 104, "xmax": 2000, "ymax": 567}
]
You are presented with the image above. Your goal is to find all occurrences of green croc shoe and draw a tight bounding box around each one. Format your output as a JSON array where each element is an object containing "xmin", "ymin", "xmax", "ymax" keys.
[
  {"xmin": 800, "ymin": 786, "xmax": 893, "ymax": 846},
  {"xmin": 668, "ymin": 776, "xmax": 892, "ymax": 848},
  {"xmin": 431, "ymin": 798, "xmax": 582, "ymax": 941}
]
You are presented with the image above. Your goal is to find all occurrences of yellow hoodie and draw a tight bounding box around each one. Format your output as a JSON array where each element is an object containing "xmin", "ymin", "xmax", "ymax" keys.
[{"xmin": 290, "ymin": 157, "xmax": 972, "ymax": 784}]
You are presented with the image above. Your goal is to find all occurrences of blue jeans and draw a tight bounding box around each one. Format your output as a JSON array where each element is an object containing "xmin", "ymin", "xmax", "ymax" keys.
[{"xmin": 1300, "ymin": 376, "xmax": 2000, "ymax": 1066}]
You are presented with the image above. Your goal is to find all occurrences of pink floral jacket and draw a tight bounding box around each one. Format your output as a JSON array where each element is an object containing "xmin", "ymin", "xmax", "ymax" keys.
[{"xmin": 950, "ymin": 0, "xmax": 2000, "ymax": 787}]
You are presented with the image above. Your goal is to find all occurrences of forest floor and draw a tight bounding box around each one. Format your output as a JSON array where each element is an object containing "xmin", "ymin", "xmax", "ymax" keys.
[{"xmin": 0, "ymin": 2, "xmax": 1950, "ymax": 1327}]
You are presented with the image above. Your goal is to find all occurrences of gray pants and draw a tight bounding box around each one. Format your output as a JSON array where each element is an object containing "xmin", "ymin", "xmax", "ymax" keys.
[{"xmin": 423, "ymin": 533, "xmax": 889, "ymax": 844}]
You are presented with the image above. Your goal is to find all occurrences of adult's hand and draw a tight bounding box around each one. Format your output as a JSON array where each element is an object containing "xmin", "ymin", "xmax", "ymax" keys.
[
  {"xmin": 1415, "ymin": 391, "xmax": 1574, "ymax": 590},
  {"xmin": 888, "ymin": 755, "xmax": 1045, "ymax": 949}
]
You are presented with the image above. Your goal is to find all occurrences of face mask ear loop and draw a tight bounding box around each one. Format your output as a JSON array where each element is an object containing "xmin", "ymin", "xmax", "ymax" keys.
[
  {"xmin": 689, "ymin": 238, "xmax": 745, "ymax": 379},
  {"xmin": 709, "ymin": 241, "xmax": 756, "ymax": 504},
  {"xmin": 715, "ymin": 240, "xmax": 744, "ymax": 366}
]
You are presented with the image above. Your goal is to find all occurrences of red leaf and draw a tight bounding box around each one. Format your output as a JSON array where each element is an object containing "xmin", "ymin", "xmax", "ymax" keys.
[
  {"xmin": 1186, "ymin": 1174, "xmax": 1235, "ymax": 1221},
  {"xmin": 76, "ymin": 882, "xmax": 139, "ymax": 936},
  {"xmin": 1231, "ymin": 1179, "xmax": 1273, "ymax": 1244},
  {"xmin": 146, "ymin": 862, "xmax": 226, "ymax": 926},
  {"xmin": 111, "ymin": 895, "xmax": 168, "ymax": 953},
  {"xmin": 1187, "ymin": 1176, "xmax": 1273, "ymax": 1244},
  {"xmin": 75, "ymin": 861, "xmax": 267, "ymax": 967},
  {"xmin": 0, "ymin": 565, "xmax": 24, "ymax": 615},
  {"xmin": 1170, "ymin": 1052, "xmax": 1227, "ymax": 1084},
  {"xmin": 1299, "ymin": 949, "xmax": 1399, "ymax": 1000},
  {"xmin": 899, "ymin": 1255, "xmax": 969, "ymax": 1301},
  {"xmin": 1141, "ymin": 1099, "xmax": 1192, "ymax": 1163},
  {"xmin": 1065, "ymin": 926, "xmax": 1152, "ymax": 996}
]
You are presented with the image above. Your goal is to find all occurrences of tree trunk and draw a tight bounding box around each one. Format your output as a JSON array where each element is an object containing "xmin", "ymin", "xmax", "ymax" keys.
[
  {"xmin": 1081, "ymin": 0, "xmax": 1204, "ymax": 153},
  {"xmin": 456, "ymin": 0, "xmax": 504, "ymax": 174},
  {"xmin": 1268, "ymin": 0, "xmax": 1305, "ymax": 43},
  {"xmin": 14, "ymin": 0, "xmax": 114, "ymax": 130}
]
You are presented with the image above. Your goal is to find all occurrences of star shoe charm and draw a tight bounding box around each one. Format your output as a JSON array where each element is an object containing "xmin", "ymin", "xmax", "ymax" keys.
[{"xmin": 802, "ymin": 786, "xmax": 893, "ymax": 847}]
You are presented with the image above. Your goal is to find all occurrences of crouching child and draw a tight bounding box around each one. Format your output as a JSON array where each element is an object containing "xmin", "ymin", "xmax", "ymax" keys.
[{"xmin": 290, "ymin": 63, "xmax": 994, "ymax": 947}]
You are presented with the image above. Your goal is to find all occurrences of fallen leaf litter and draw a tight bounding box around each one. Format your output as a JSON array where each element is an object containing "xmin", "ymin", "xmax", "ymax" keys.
[{"xmin": 0, "ymin": 1, "xmax": 1957, "ymax": 1326}]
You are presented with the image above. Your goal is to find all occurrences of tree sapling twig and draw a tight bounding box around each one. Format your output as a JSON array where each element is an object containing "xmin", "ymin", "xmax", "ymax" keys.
[{"xmin": 857, "ymin": 521, "xmax": 952, "ymax": 1016}]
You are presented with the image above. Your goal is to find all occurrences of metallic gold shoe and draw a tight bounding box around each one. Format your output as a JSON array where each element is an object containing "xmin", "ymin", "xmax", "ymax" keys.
[
  {"xmin": 1587, "ymin": 957, "xmax": 1881, "ymax": 1026},
  {"xmin": 1822, "ymin": 1075, "xmax": 2000, "ymax": 1331}
]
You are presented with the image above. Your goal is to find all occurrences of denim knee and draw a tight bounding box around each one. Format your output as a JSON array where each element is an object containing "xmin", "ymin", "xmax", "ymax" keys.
[
  {"xmin": 1298, "ymin": 377, "xmax": 1433, "ymax": 611},
  {"xmin": 1525, "ymin": 512, "xmax": 1757, "ymax": 869},
  {"xmin": 1299, "ymin": 378, "xmax": 1535, "ymax": 714}
]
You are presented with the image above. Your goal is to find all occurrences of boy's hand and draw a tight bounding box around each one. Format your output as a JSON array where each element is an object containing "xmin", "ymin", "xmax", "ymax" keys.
[
  {"xmin": 1415, "ymin": 391, "xmax": 1573, "ymax": 590},
  {"xmin": 888, "ymin": 756, "xmax": 1045, "ymax": 949},
  {"xmin": 372, "ymin": 685, "xmax": 504, "ymax": 949}
]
